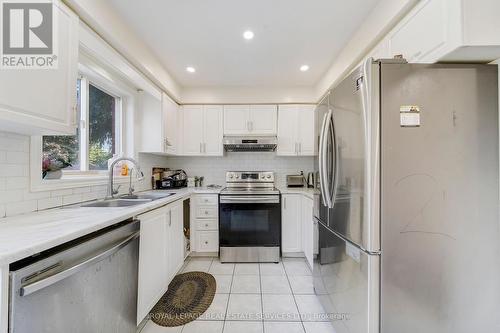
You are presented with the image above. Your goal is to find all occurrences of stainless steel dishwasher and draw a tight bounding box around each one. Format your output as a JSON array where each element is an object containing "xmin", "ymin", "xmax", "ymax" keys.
[{"xmin": 8, "ymin": 219, "xmax": 140, "ymax": 333}]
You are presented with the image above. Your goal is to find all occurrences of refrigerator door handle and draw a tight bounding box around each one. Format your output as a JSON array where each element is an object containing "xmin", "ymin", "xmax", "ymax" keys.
[
  {"xmin": 321, "ymin": 109, "xmax": 334, "ymax": 208},
  {"xmin": 318, "ymin": 110, "xmax": 331, "ymax": 207},
  {"xmin": 329, "ymin": 111, "xmax": 339, "ymax": 207}
]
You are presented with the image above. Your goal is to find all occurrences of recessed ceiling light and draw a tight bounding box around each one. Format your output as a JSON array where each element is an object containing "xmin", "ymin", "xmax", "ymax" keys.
[
  {"xmin": 243, "ymin": 30, "xmax": 254, "ymax": 40},
  {"xmin": 300, "ymin": 65, "xmax": 310, "ymax": 72},
  {"xmin": 186, "ymin": 66, "xmax": 196, "ymax": 73}
]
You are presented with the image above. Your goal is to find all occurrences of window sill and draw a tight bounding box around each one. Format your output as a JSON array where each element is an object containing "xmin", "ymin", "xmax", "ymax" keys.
[{"xmin": 31, "ymin": 174, "xmax": 132, "ymax": 192}]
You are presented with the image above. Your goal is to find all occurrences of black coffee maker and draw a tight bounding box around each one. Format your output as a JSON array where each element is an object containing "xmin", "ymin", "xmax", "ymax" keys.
[{"xmin": 156, "ymin": 170, "xmax": 188, "ymax": 189}]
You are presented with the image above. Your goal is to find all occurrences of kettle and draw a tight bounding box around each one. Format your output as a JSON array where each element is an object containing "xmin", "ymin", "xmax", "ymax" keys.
[{"xmin": 307, "ymin": 172, "xmax": 315, "ymax": 188}]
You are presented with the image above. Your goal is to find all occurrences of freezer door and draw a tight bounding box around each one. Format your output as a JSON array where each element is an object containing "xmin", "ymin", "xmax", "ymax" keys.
[
  {"xmin": 327, "ymin": 59, "xmax": 380, "ymax": 252},
  {"xmin": 314, "ymin": 221, "xmax": 379, "ymax": 333},
  {"xmin": 380, "ymin": 63, "xmax": 500, "ymax": 332}
]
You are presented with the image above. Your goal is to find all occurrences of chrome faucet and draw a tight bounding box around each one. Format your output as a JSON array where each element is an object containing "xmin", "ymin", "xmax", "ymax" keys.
[{"xmin": 108, "ymin": 157, "xmax": 144, "ymax": 198}]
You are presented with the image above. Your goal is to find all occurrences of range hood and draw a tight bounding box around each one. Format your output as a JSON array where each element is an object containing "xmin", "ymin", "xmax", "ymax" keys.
[{"xmin": 223, "ymin": 136, "xmax": 277, "ymax": 152}]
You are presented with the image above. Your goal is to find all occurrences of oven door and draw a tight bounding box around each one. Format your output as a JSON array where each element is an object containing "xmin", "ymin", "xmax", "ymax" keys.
[{"xmin": 219, "ymin": 194, "xmax": 281, "ymax": 247}]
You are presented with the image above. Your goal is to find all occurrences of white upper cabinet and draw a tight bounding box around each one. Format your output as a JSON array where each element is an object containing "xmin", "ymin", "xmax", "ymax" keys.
[
  {"xmin": 224, "ymin": 105, "xmax": 277, "ymax": 136},
  {"xmin": 387, "ymin": 0, "xmax": 500, "ymax": 63},
  {"xmin": 0, "ymin": 1, "xmax": 79, "ymax": 135},
  {"xmin": 296, "ymin": 105, "xmax": 316, "ymax": 156},
  {"xmin": 388, "ymin": 0, "xmax": 448, "ymax": 63},
  {"xmin": 277, "ymin": 105, "xmax": 298, "ymax": 156},
  {"xmin": 163, "ymin": 93, "xmax": 179, "ymax": 155},
  {"xmin": 139, "ymin": 91, "xmax": 180, "ymax": 155},
  {"xmin": 249, "ymin": 105, "xmax": 278, "ymax": 135},
  {"xmin": 223, "ymin": 105, "xmax": 249, "ymax": 135},
  {"xmin": 277, "ymin": 104, "xmax": 315, "ymax": 156},
  {"xmin": 366, "ymin": 37, "xmax": 391, "ymax": 61},
  {"xmin": 203, "ymin": 105, "xmax": 224, "ymax": 156},
  {"xmin": 180, "ymin": 105, "xmax": 223, "ymax": 156},
  {"xmin": 180, "ymin": 105, "xmax": 204, "ymax": 155}
]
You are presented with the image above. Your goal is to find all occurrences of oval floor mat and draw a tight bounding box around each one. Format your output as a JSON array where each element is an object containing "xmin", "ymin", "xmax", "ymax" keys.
[{"xmin": 149, "ymin": 271, "xmax": 216, "ymax": 327}]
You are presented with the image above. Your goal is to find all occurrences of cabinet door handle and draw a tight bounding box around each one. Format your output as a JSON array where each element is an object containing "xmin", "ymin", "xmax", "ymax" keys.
[
  {"xmin": 298, "ymin": 142, "xmax": 301, "ymax": 154},
  {"xmin": 205, "ymin": 241, "xmax": 208, "ymax": 245},
  {"xmin": 284, "ymin": 197, "xmax": 287, "ymax": 209},
  {"xmin": 200, "ymin": 142, "xmax": 203, "ymax": 153},
  {"xmin": 249, "ymin": 121, "xmax": 253, "ymax": 131},
  {"xmin": 169, "ymin": 211, "xmax": 172, "ymax": 226},
  {"xmin": 205, "ymin": 223, "xmax": 209, "ymax": 227}
]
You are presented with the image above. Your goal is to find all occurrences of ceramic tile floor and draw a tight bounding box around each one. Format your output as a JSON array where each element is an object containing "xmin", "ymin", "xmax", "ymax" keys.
[{"xmin": 140, "ymin": 257, "xmax": 336, "ymax": 333}]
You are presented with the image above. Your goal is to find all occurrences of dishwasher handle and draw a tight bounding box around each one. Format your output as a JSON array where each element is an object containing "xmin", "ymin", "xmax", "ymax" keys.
[{"xmin": 20, "ymin": 230, "xmax": 140, "ymax": 297}]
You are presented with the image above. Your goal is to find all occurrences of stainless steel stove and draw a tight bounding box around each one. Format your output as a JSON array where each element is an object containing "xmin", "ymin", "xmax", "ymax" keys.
[{"xmin": 219, "ymin": 171, "xmax": 281, "ymax": 263}]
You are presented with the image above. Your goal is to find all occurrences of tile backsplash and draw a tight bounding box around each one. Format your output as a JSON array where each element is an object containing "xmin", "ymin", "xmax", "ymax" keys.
[
  {"xmin": 163, "ymin": 153, "xmax": 314, "ymax": 188},
  {"xmin": 0, "ymin": 131, "xmax": 313, "ymax": 219},
  {"xmin": 0, "ymin": 131, "xmax": 156, "ymax": 219}
]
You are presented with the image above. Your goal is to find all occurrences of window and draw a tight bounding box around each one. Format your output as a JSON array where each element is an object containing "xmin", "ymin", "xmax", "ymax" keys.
[{"xmin": 42, "ymin": 76, "xmax": 121, "ymax": 177}]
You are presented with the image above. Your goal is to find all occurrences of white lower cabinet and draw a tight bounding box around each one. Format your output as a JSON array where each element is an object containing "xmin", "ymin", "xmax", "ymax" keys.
[
  {"xmin": 192, "ymin": 194, "xmax": 219, "ymax": 253},
  {"xmin": 281, "ymin": 194, "xmax": 302, "ymax": 253},
  {"xmin": 137, "ymin": 200, "xmax": 184, "ymax": 324},
  {"xmin": 282, "ymin": 194, "xmax": 315, "ymax": 268},
  {"xmin": 196, "ymin": 231, "xmax": 219, "ymax": 252},
  {"xmin": 301, "ymin": 197, "xmax": 314, "ymax": 269}
]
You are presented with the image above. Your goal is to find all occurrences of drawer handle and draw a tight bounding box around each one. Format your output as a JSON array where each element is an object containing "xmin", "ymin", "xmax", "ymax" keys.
[
  {"xmin": 205, "ymin": 241, "xmax": 208, "ymax": 244},
  {"xmin": 205, "ymin": 211, "xmax": 209, "ymax": 214},
  {"xmin": 205, "ymin": 223, "xmax": 209, "ymax": 227}
]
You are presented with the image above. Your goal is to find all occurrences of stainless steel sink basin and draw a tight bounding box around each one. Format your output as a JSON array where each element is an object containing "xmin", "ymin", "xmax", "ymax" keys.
[
  {"xmin": 119, "ymin": 192, "xmax": 176, "ymax": 201},
  {"xmin": 81, "ymin": 199, "xmax": 152, "ymax": 208},
  {"xmin": 79, "ymin": 192, "xmax": 175, "ymax": 208}
]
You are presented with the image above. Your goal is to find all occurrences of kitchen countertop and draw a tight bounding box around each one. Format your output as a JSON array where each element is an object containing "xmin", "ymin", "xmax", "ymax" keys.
[
  {"xmin": 278, "ymin": 186, "xmax": 316, "ymax": 199},
  {"xmin": 0, "ymin": 187, "xmax": 221, "ymax": 266},
  {"xmin": 0, "ymin": 185, "xmax": 316, "ymax": 266}
]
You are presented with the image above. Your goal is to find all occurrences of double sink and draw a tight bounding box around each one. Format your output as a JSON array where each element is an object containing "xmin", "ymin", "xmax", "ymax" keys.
[{"xmin": 81, "ymin": 192, "xmax": 176, "ymax": 208}]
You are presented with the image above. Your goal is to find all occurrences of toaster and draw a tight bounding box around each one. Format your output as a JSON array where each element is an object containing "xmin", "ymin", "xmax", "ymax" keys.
[{"xmin": 286, "ymin": 173, "xmax": 305, "ymax": 187}]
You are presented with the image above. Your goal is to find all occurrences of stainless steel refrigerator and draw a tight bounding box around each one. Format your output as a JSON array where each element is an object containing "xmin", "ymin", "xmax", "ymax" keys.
[{"xmin": 313, "ymin": 59, "xmax": 500, "ymax": 333}]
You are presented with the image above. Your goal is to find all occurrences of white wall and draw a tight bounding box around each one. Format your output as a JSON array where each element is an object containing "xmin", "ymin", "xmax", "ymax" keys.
[
  {"xmin": 163, "ymin": 154, "xmax": 314, "ymax": 188},
  {"xmin": 181, "ymin": 86, "xmax": 316, "ymax": 104}
]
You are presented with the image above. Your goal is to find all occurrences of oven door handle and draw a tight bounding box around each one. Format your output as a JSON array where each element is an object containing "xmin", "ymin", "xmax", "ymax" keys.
[{"xmin": 220, "ymin": 195, "xmax": 280, "ymax": 204}]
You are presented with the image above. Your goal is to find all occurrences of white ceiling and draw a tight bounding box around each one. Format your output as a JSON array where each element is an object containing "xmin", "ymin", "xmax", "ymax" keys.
[{"xmin": 107, "ymin": 0, "xmax": 379, "ymax": 88}]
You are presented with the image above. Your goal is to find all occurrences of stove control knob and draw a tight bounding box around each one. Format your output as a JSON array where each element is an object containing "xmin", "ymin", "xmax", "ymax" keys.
[
  {"xmin": 261, "ymin": 175, "xmax": 265, "ymax": 179},
  {"xmin": 266, "ymin": 175, "xmax": 272, "ymax": 179},
  {"xmin": 235, "ymin": 175, "xmax": 240, "ymax": 179},
  {"xmin": 229, "ymin": 174, "xmax": 234, "ymax": 179}
]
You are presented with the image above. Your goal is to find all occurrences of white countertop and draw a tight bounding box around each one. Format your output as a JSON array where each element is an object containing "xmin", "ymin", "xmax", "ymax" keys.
[
  {"xmin": 278, "ymin": 186, "xmax": 316, "ymax": 199},
  {"xmin": 0, "ymin": 187, "xmax": 221, "ymax": 266},
  {"xmin": 0, "ymin": 185, "xmax": 317, "ymax": 266}
]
